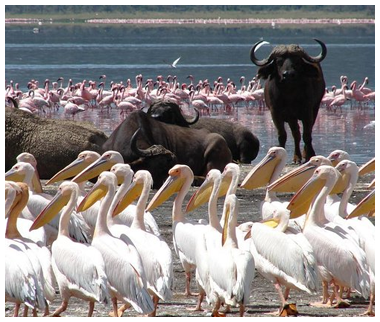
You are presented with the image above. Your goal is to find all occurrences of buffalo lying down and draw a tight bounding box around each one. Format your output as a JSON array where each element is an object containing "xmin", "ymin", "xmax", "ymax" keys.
[
  {"xmin": 147, "ymin": 100, "xmax": 260, "ymax": 163},
  {"xmin": 103, "ymin": 110, "xmax": 232, "ymax": 186},
  {"xmin": 250, "ymin": 39, "xmax": 327, "ymax": 163}
]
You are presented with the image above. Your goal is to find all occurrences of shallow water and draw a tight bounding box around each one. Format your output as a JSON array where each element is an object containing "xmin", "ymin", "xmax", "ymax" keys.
[{"xmin": 5, "ymin": 23, "xmax": 375, "ymax": 166}]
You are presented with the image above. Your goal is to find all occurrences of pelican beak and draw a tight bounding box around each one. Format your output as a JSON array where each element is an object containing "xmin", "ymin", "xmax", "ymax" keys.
[
  {"xmin": 72, "ymin": 156, "xmax": 114, "ymax": 184},
  {"xmin": 268, "ymin": 162, "xmax": 318, "ymax": 192},
  {"xmin": 221, "ymin": 201, "xmax": 231, "ymax": 246},
  {"xmin": 30, "ymin": 190, "xmax": 69, "ymax": 231},
  {"xmin": 241, "ymin": 153, "xmax": 278, "ymax": 190},
  {"xmin": 5, "ymin": 168, "xmax": 25, "ymax": 183},
  {"xmin": 287, "ymin": 174, "xmax": 326, "ymax": 219},
  {"xmin": 113, "ymin": 180, "xmax": 143, "ymax": 217},
  {"xmin": 186, "ymin": 177, "xmax": 214, "ymax": 213},
  {"xmin": 345, "ymin": 189, "xmax": 375, "ymax": 219},
  {"xmin": 77, "ymin": 180, "xmax": 107, "ymax": 212},
  {"xmin": 260, "ymin": 217, "xmax": 280, "ymax": 228},
  {"xmin": 46, "ymin": 157, "xmax": 88, "ymax": 185},
  {"xmin": 146, "ymin": 171, "xmax": 185, "ymax": 212},
  {"xmin": 359, "ymin": 158, "xmax": 375, "ymax": 176}
]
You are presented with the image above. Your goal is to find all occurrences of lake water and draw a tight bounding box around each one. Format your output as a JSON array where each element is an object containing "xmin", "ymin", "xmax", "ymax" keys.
[{"xmin": 5, "ymin": 23, "xmax": 375, "ymax": 166}]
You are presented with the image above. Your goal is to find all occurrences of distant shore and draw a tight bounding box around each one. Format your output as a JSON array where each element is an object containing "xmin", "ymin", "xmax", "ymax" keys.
[{"xmin": 5, "ymin": 17, "xmax": 375, "ymax": 25}]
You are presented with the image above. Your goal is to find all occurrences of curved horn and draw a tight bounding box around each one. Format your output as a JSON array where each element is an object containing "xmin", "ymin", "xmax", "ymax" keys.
[
  {"xmin": 186, "ymin": 108, "xmax": 199, "ymax": 125},
  {"xmin": 130, "ymin": 128, "xmax": 152, "ymax": 157},
  {"xmin": 250, "ymin": 40, "xmax": 272, "ymax": 66},
  {"xmin": 303, "ymin": 39, "xmax": 327, "ymax": 63}
]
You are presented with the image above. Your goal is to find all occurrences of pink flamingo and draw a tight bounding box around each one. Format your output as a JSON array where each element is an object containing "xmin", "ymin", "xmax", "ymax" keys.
[
  {"xmin": 64, "ymin": 101, "xmax": 85, "ymax": 118},
  {"xmin": 189, "ymin": 89, "xmax": 209, "ymax": 115},
  {"xmin": 328, "ymin": 84, "xmax": 349, "ymax": 112}
]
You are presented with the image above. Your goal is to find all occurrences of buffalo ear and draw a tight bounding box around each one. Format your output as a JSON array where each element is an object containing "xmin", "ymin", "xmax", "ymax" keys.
[{"xmin": 257, "ymin": 62, "xmax": 275, "ymax": 79}]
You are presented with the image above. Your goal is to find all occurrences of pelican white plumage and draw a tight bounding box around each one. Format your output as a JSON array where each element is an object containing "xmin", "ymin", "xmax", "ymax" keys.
[
  {"xmin": 241, "ymin": 147, "xmax": 289, "ymax": 220},
  {"xmin": 77, "ymin": 171, "xmax": 154, "ymax": 316},
  {"xmin": 246, "ymin": 207, "xmax": 319, "ymax": 316},
  {"xmin": 327, "ymin": 149, "xmax": 350, "ymax": 166},
  {"xmin": 5, "ymin": 181, "xmax": 52, "ymax": 317},
  {"xmin": 146, "ymin": 164, "xmax": 208, "ymax": 297},
  {"xmin": 30, "ymin": 181, "xmax": 109, "ymax": 317},
  {"xmin": 5, "ymin": 162, "xmax": 90, "ymax": 244},
  {"xmin": 345, "ymin": 189, "xmax": 375, "ymax": 316},
  {"xmin": 288, "ymin": 165, "xmax": 370, "ymax": 307},
  {"xmin": 207, "ymin": 194, "xmax": 255, "ymax": 317},
  {"xmin": 111, "ymin": 168, "xmax": 173, "ymax": 316},
  {"xmin": 5, "ymin": 238, "xmax": 46, "ymax": 317},
  {"xmin": 185, "ymin": 169, "xmax": 225, "ymax": 311}
]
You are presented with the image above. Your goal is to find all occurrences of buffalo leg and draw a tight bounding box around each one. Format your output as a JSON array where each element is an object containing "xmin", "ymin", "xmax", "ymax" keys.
[
  {"xmin": 302, "ymin": 118, "xmax": 316, "ymax": 161},
  {"xmin": 271, "ymin": 116, "xmax": 287, "ymax": 149},
  {"xmin": 287, "ymin": 119, "xmax": 302, "ymax": 163}
]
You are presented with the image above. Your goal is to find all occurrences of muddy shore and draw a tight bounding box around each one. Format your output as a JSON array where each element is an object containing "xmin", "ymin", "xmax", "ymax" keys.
[{"xmin": 5, "ymin": 164, "xmax": 375, "ymax": 317}]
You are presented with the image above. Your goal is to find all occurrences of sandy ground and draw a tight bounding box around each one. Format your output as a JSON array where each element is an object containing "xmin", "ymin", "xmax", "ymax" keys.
[{"xmin": 5, "ymin": 164, "xmax": 375, "ymax": 318}]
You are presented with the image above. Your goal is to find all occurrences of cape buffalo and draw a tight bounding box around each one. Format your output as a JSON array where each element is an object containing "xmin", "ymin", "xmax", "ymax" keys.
[
  {"xmin": 250, "ymin": 39, "xmax": 327, "ymax": 163},
  {"xmin": 147, "ymin": 100, "xmax": 260, "ymax": 163}
]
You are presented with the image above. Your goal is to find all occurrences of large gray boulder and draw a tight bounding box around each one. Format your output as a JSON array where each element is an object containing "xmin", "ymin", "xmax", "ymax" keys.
[{"xmin": 5, "ymin": 108, "xmax": 108, "ymax": 179}]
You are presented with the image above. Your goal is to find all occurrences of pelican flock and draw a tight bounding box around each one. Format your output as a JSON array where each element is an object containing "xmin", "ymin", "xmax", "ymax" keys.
[{"xmin": 5, "ymin": 150, "xmax": 375, "ymax": 317}]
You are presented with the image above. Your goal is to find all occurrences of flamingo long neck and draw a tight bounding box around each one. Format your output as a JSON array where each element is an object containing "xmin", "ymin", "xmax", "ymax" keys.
[
  {"xmin": 172, "ymin": 178, "xmax": 191, "ymax": 223},
  {"xmin": 59, "ymin": 190, "xmax": 78, "ymax": 238},
  {"xmin": 209, "ymin": 178, "xmax": 222, "ymax": 232},
  {"xmin": 94, "ymin": 184, "xmax": 115, "ymax": 238},
  {"xmin": 131, "ymin": 181, "xmax": 150, "ymax": 231},
  {"xmin": 339, "ymin": 171, "xmax": 358, "ymax": 218}
]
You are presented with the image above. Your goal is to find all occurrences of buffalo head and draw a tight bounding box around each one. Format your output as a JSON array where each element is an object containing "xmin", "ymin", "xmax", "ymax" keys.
[
  {"xmin": 129, "ymin": 128, "xmax": 177, "ymax": 188},
  {"xmin": 147, "ymin": 99, "xmax": 199, "ymax": 127},
  {"xmin": 250, "ymin": 39, "xmax": 327, "ymax": 82}
]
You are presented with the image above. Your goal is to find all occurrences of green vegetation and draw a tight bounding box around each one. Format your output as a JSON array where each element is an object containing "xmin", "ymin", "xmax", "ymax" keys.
[{"xmin": 5, "ymin": 5, "xmax": 375, "ymax": 22}]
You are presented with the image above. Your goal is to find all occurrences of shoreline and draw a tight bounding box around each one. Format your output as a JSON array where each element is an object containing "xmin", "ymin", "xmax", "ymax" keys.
[{"xmin": 5, "ymin": 17, "xmax": 375, "ymax": 25}]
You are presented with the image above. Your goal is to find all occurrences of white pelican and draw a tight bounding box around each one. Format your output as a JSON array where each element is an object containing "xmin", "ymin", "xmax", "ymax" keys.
[
  {"xmin": 111, "ymin": 168, "xmax": 174, "ymax": 316},
  {"xmin": 5, "ymin": 181, "xmax": 47, "ymax": 245},
  {"xmin": 241, "ymin": 147, "xmax": 289, "ymax": 219},
  {"xmin": 16, "ymin": 152, "xmax": 43, "ymax": 193},
  {"xmin": 5, "ymin": 182, "xmax": 51, "ymax": 317},
  {"xmin": 246, "ymin": 206, "xmax": 318, "ymax": 316},
  {"xmin": 185, "ymin": 169, "xmax": 224, "ymax": 311},
  {"xmin": 327, "ymin": 149, "xmax": 350, "ymax": 166},
  {"xmin": 30, "ymin": 181, "xmax": 109, "ymax": 317},
  {"xmin": 146, "ymin": 164, "xmax": 208, "ymax": 297},
  {"xmin": 77, "ymin": 171, "xmax": 154, "ymax": 316},
  {"xmin": 57, "ymin": 150, "xmax": 160, "ymax": 236},
  {"xmin": 287, "ymin": 165, "xmax": 370, "ymax": 307},
  {"xmin": 5, "ymin": 162, "xmax": 90, "ymax": 244},
  {"xmin": 207, "ymin": 194, "xmax": 255, "ymax": 317},
  {"xmin": 5, "ymin": 238, "xmax": 46, "ymax": 316},
  {"xmin": 345, "ymin": 189, "xmax": 375, "ymax": 316}
]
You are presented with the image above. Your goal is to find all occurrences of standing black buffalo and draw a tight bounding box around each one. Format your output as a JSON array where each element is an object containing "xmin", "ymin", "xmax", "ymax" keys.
[
  {"xmin": 147, "ymin": 100, "xmax": 260, "ymax": 163},
  {"xmin": 250, "ymin": 39, "xmax": 327, "ymax": 163}
]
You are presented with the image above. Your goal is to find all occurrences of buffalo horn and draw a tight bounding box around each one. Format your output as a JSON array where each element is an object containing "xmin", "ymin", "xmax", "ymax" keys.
[
  {"xmin": 303, "ymin": 39, "xmax": 327, "ymax": 63},
  {"xmin": 250, "ymin": 40, "xmax": 272, "ymax": 66},
  {"xmin": 130, "ymin": 128, "xmax": 153, "ymax": 157},
  {"xmin": 187, "ymin": 108, "xmax": 200, "ymax": 125}
]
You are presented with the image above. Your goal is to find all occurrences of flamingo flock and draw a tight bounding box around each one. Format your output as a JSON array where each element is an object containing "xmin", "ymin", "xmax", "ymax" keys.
[
  {"xmin": 5, "ymin": 74, "xmax": 269, "ymax": 119},
  {"xmin": 5, "ymin": 148, "xmax": 375, "ymax": 317}
]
